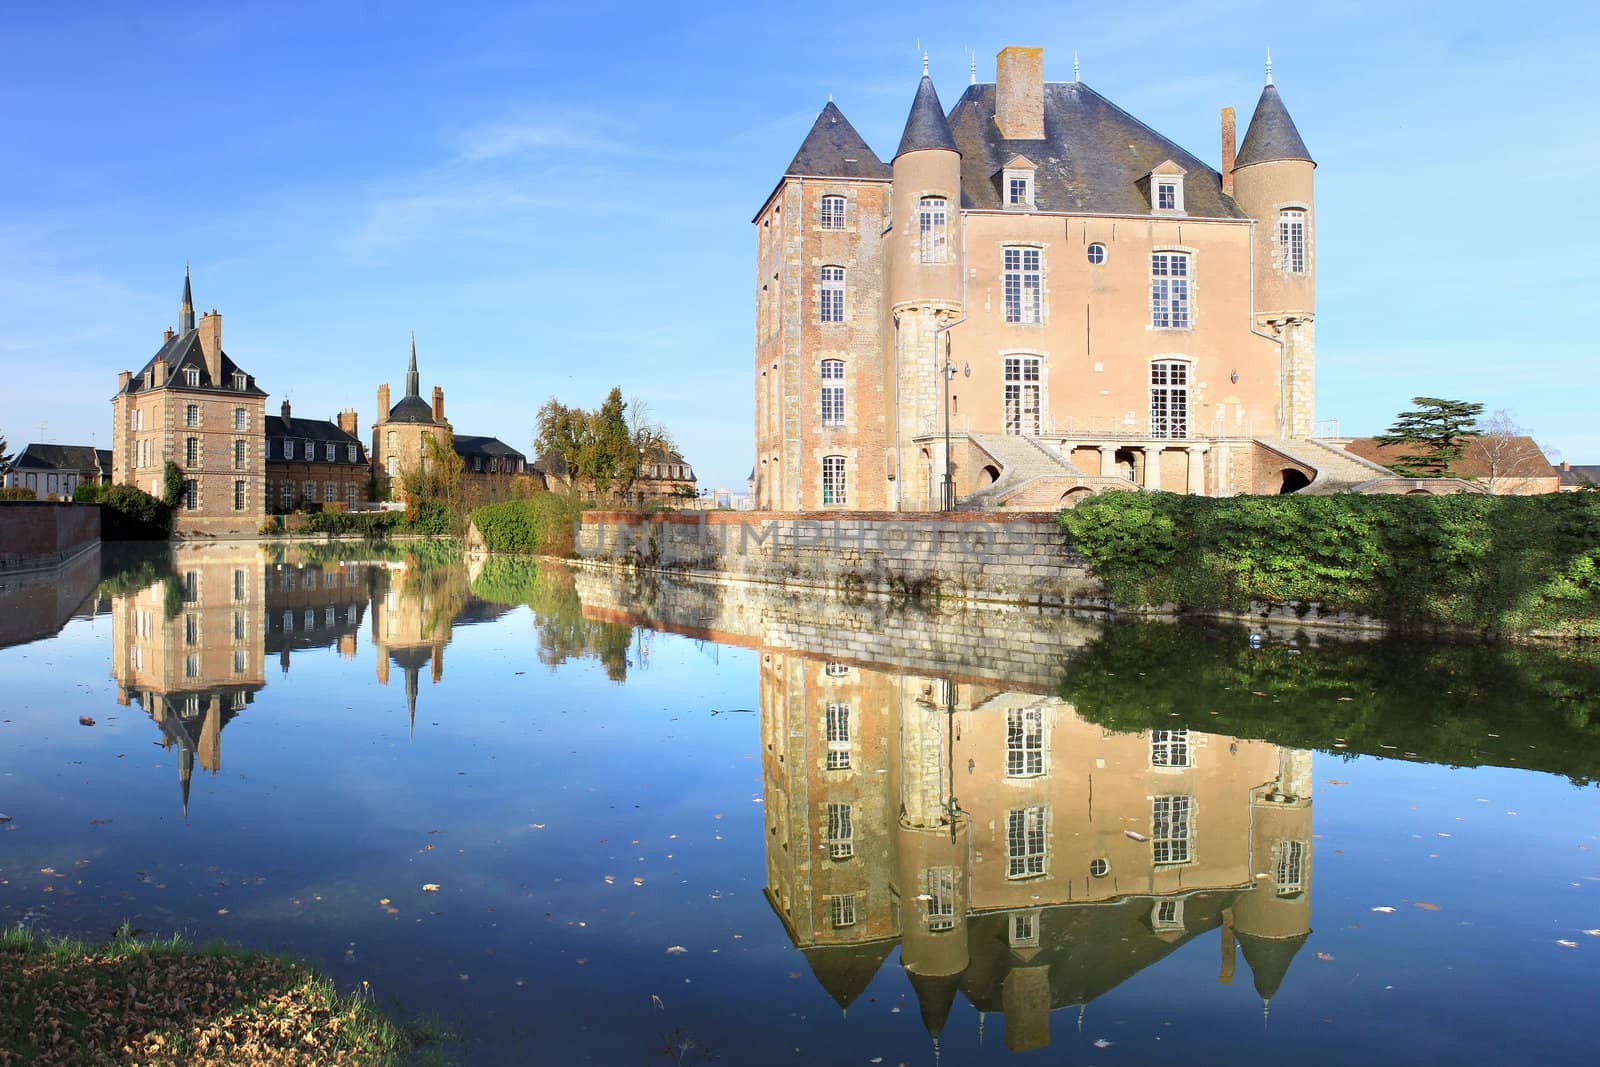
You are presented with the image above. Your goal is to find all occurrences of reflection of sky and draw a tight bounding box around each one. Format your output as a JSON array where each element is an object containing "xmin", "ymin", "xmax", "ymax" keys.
[{"xmin": 2, "ymin": 591, "xmax": 1598, "ymax": 1065}]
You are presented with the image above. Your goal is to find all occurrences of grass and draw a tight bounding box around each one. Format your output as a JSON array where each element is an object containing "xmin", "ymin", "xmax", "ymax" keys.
[{"xmin": 0, "ymin": 925, "xmax": 438, "ymax": 1066}]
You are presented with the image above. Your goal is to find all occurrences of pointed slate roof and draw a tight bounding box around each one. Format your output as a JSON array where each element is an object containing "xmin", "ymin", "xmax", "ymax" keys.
[
  {"xmin": 784, "ymin": 102, "xmax": 892, "ymax": 180},
  {"xmin": 117, "ymin": 329, "xmax": 267, "ymax": 398},
  {"xmin": 801, "ymin": 940, "xmax": 895, "ymax": 1011},
  {"xmin": 179, "ymin": 267, "xmax": 195, "ymax": 332},
  {"xmin": 895, "ymin": 75, "xmax": 958, "ymax": 159},
  {"xmin": 1234, "ymin": 84, "xmax": 1313, "ymax": 168},
  {"xmin": 1237, "ymin": 931, "xmax": 1310, "ymax": 1001}
]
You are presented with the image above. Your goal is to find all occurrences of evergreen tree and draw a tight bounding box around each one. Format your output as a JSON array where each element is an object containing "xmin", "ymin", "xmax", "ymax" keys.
[
  {"xmin": 0, "ymin": 432, "xmax": 12, "ymax": 475},
  {"xmin": 1375, "ymin": 397, "xmax": 1484, "ymax": 477}
]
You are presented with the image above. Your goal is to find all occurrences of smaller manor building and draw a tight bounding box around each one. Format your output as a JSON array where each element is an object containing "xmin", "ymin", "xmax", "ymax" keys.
[{"xmin": 265, "ymin": 402, "xmax": 370, "ymax": 512}]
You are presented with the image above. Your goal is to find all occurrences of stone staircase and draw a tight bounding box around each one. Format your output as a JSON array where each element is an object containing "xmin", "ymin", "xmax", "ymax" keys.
[
  {"xmin": 1255, "ymin": 437, "xmax": 1395, "ymax": 493},
  {"xmin": 961, "ymin": 434, "xmax": 1126, "ymax": 509}
]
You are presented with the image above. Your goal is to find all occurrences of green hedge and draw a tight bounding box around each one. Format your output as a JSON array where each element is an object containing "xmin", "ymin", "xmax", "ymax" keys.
[
  {"xmin": 1058, "ymin": 491, "xmax": 1600, "ymax": 637},
  {"xmin": 0, "ymin": 486, "xmax": 36, "ymax": 501},
  {"xmin": 469, "ymin": 494, "xmax": 583, "ymax": 556},
  {"xmin": 97, "ymin": 485, "xmax": 172, "ymax": 541}
]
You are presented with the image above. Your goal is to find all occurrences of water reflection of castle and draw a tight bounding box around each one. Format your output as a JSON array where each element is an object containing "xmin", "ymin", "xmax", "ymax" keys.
[{"xmin": 761, "ymin": 652, "xmax": 1313, "ymax": 1053}]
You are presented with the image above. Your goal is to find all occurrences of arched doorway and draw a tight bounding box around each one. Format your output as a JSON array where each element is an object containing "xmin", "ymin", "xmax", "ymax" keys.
[
  {"xmin": 1060, "ymin": 487, "xmax": 1094, "ymax": 509},
  {"xmin": 1277, "ymin": 469, "xmax": 1311, "ymax": 494},
  {"xmin": 980, "ymin": 464, "xmax": 1001, "ymax": 487}
]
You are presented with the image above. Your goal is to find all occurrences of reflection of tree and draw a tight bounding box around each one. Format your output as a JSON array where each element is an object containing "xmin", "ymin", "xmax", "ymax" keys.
[
  {"xmin": 471, "ymin": 557, "xmax": 632, "ymax": 681},
  {"xmin": 1060, "ymin": 620, "xmax": 1600, "ymax": 785},
  {"xmin": 96, "ymin": 545, "xmax": 184, "ymax": 620}
]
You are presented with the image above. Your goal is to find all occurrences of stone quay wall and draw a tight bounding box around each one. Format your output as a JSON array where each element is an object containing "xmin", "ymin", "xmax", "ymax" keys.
[
  {"xmin": 0, "ymin": 502, "xmax": 102, "ymax": 574},
  {"xmin": 574, "ymin": 510, "xmax": 1108, "ymax": 609}
]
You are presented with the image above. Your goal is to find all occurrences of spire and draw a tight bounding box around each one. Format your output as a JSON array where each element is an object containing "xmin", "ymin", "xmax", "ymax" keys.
[
  {"xmin": 405, "ymin": 333, "xmax": 420, "ymax": 398},
  {"xmin": 969, "ymin": 50, "xmax": 977, "ymax": 85},
  {"xmin": 1233, "ymin": 81, "xmax": 1314, "ymax": 169},
  {"xmin": 894, "ymin": 71, "xmax": 958, "ymax": 160},
  {"xmin": 405, "ymin": 663, "xmax": 419, "ymax": 738},
  {"xmin": 1265, "ymin": 48, "xmax": 1274, "ymax": 86},
  {"xmin": 179, "ymin": 264, "xmax": 195, "ymax": 333}
]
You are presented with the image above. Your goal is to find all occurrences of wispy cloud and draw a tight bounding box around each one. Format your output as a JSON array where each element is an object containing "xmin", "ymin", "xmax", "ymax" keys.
[{"xmin": 453, "ymin": 111, "xmax": 627, "ymax": 163}]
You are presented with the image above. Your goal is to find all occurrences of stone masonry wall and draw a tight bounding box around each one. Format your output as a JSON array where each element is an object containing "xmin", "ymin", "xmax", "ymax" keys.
[{"xmin": 574, "ymin": 509, "xmax": 1106, "ymax": 609}]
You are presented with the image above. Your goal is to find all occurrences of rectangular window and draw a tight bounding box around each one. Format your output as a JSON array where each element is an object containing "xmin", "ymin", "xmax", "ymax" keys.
[
  {"xmin": 281, "ymin": 483, "xmax": 293, "ymax": 509},
  {"xmin": 234, "ymin": 407, "xmax": 246, "ymax": 430},
  {"xmin": 925, "ymin": 868, "xmax": 957, "ymax": 931},
  {"xmin": 1150, "ymin": 361, "xmax": 1189, "ymax": 439},
  {"xmin": 347, "ymin": 443, "xmax": 358, "ymax": 463},
  {"xmin": 1006, "ymin": 806, "xmax": 1048, "ymax": 879},
  {"xmin": 233, "ymin": 480, "xmax": 245, "ymax": 511},
  {"xmin": 820, "ymin": 195, "xmax": 845, "ymax": 230},
  {"xmin": 302, "ymin": 481, "xmax": 314, "ymax": 502},
  {"xmin": 826, "ymin": 802, "xmax": 853, "ymax": 859},
  {"xmin": 233, "ymin": 649, "xmax": 246, "ymax": 674},
  {"xmin": 821, "ymin": 455, "xmax": 847, "ymax": 505},
  {"xmin": 819, "ymin": 266, "xmax": 845, "ymax": 323},
  {"xmin": 1003, "ymin": 356, "xmax": 1042, "ymax": 436},
  {"xmin": 233, "ymin": 569, "xmax": 245, "ymax": 601},
  {"xmin": 184, "ymin": 613, "xmax": 198, "ymax": 644},
  {"xmin": 1152, "ymin": 899, "xmax": 1185, "ymax": 931},
  {"xmin": 182, "ymin": 479, "xmax": 197, "ymax": 510},
  {"xmin": 1279, "ymin": 210, "xmax": 1306, "ymax": 273},
  {"xmin": 347, "ymin": 484, "xmax": 358, "ymax": 508},
  {"xmin": 918, "ymin": 197, "xmax": 947, "ymax": 263},
  {"xmin": 324, "ymin": 483, "xmax": 336, "ymax": 503},
  {"xmin": 185, "ymin": 404, "xmax": 199, "ymax": 427},
  {"xmin": 820, "ymin": 360, "xmax": 845, "ymax": 427},
  {"xmin": 183, "ymin": 571, "xmax": 197, "ymax": 601},
  {"xmin": 1008, "ymin": 176, "xmax": 1030, "ymax": 205},
  {"xmin": 233, "ymin": 373, "xmax": 246, "ymax": 391},
  {"xmin": 1009, "ymin": 910, "xmax": 1040, "ymax": 948},
  {"xmin": 1276, "ymin": 840, "xmax": 1307, "ymax": 896},
  {"xmin": 1150, "ymin": 253, "xmax": 1191, "ymax": 328},
  {"xmin": 234, "ymin": 440, "xmax": 245, "ymax": 469},
  {"xmin": 829, "ymin": 894, "xmax": 857, "ymax": 928},
  {"xmin": 1150, "ymin": 728, "xmax": 1191, "ymax": 768},
  {"xmin": 1003, "ymin": 248, "xmax": 1042, "ymax": 324},
  {"xmin": 825, "ymin": 702, "xmax": 850, "ymax": 770},
  {"xmin": 1006, "ymin": 706, "xmax": 1044, "ymax": 776},
  {"xmin": 184, "ymin": 653, "xmax": 199, "ymax": 679},
  {"xmin": 1157, "ymin": 181, "xmax": 1178, "ymax": 210},
  {"xmin": 185, "ymin": 367, "xmax": 200, "ymax": 387},
  {"xmin": 233, "ymin": 612, "xmax": 245, "ymax": 640},
  {"xmin": 1152, "ymin": 795, "xmax": 1194, "ymax": 865},
  {"xmin": 185, "ymin": 437, "xmax": 198, "ymax": 467}
]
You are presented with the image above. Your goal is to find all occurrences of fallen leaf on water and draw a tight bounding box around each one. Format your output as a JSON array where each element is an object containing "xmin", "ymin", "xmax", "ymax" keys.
[
  {"xmin": 652, "ymin": 995, "xmax": 665, "ymax": 1010},
  {"xmin": 0, "ymin": 814, "xmax": 12, "ymax": 823},
  {"xmin": 603, "ymin": 875, "xmax": 615, "ymax": 885},
  {"xmin": 379, "ymin": 898, "xmax": 391, "ymax": 906},
  {"xmin": 530, "ymin": 823, "xmax": 545, "ymax": 829},
  {"xmin": 1556, "ymin": 940, "xmax": 1578, "ymax": 948},
  {"xmin": 665, "ymin": 946, "xmax": 687, "ymax": 955},
  {"xmin": 78, "ymin": 717, "xmax": 96, "ymax": 726},
  {"xmin": 1371, "ymin": 906, "xmax": 1397, "ymax": 913},
  {"xmin": 1436, "ymin": 833, "xmax": 1452, "ymax": 838},
  {"xmin": 1316, "ymin": 952, "xmax": 1335, "ymax": 960},
  {"xmin": 1414, "ymin": 902, "xmax": 1440, "ymax": 911},
  {"xmin": 1583, "ymin": 929, "xmax": 1600, "ymax": 937},
  {"xmin": 632, "ymin": 877, "xmax": 644, "ymax": 886},
  {"xmin": 422, "ymin": 884, "xmax": 441, "ymax": 893},
  {"xmin": 1093, "ymin": 1038, "xmax": 1114, "ymax": 1048}
]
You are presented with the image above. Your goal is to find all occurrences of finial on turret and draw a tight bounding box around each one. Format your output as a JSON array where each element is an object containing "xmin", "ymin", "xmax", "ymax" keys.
[
  {"xmin": 1074, "ymin": 50, "xmax": 1081, "ymax": 82},
  {"xmin": 827, "ymin": 91, "xmax": 833, "ymax": 103},
  {"xmin": 1266, "ymin": 48, "xmax": 1274, "ymax": 85},
  {"xmin": 969, "ymin": 50, "xmax": 977, "ymax": 84},
  {"xmin": 1262, "ymin": 996, "xmax": 1271, "ymax": 1029},
  {"xmin": 923, "ymin": 51, "xmax": 929, "ymax": 77}
]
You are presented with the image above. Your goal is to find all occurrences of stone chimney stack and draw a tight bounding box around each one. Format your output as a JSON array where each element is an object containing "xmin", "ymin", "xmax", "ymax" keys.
[
  {"xmin": 995, "ymin": 46, "xmax": 1045, "ymax": 140},
  {"xmin": 198, "ymin": 310, "xmax": 222, "ymax": 386},
  {"xmin": 338, "ymin": 408, "xmax": 359, "ymax": 437},
  {"xmin": 118, "ymin": 370, "xmax": 132, "ymax": 391},
  {"xmin": 1221, "ymin": 106, "xmax": 1237, "ymax": 195},
  {"xmin": 164, "ymin": 327, "xmax": 176, "ymax": 343},
  {"xmin": 154, "ymin": 359, "xmax": 169, "ymax": 386},
  {"xmin": 281, "ymin": 398, "xmax": 292, "ymax": 422},
  {"xmin": 377, "ymin": 384, "xmax": 391, "ymax": 420},
  {"xmin": 431, "ymin": 386, "xmax": 445, "ymax": 423}
]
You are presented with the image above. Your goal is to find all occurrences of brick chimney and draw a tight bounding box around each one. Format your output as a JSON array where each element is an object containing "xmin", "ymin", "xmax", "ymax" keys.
[
  {"xmin": 377, "ymin": 383, "xmax": 390, "ymax": 421},
  {"xmin": 1221, "ymin": 106, "xmax": 1237, "ymax": 196},
  {"xmin": 281, "ymin": 398, "xmax": 292, "ymax": 422},
  {"xmin": 431, "ymin": 386, "xmax": 445, "ymax": 423},
  {"xmin": 338, "ymin": 408, "xmax": 359, "ymax": 437},
  {"xmin": 118, "ymin": 370, "xmax": 132, "ymax": 391},
  {"xmin": 154, "ymin": 359, "xmax": 168, "ymax": 386},
  {"xmin": 163, "ymin": 327, "xmax": 175, "ymax": 343},
  {"xmin": 995, "ymin": 46, "xmax": 1045, "ymax": 140},
  {"xmin": 198, "ymin": 310, "xmax": 222, "ymax": 386}
]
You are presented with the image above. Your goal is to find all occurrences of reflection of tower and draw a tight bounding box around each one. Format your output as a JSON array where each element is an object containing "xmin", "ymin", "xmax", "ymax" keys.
[
  {"xmin": 369, "ymin": 565, "xmax": 463, "ymax": 735},
  {"xmin": 109, "ymin": 543, "xmax": 266, "ymax": 815},
  {"xmin": 1231, "ymin": 748, "xmax": 1314, "ymax": 1024},
  {"xmin": 893, "ymin": 677, "xmax": 970, "ymax": 1054}
]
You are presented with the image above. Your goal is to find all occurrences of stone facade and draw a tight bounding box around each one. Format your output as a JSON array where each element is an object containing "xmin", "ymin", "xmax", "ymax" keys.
[{"xmin": 756, "ymin": 47, "xmax": 1324, "ymax": 511}]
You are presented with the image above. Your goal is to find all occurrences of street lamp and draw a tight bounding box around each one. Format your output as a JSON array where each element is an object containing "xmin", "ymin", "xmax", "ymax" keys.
[{"xmin": 940, "ymin": 336, "xmax": 970, "ymax": 511}]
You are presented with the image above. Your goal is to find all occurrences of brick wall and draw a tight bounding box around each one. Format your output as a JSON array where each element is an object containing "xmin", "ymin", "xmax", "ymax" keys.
[
  {"xmin": 574, "ymin": 509, "xmax": 1105, "ymax": 608},
  {"xmin": 0, "ymin": 502, "xmax": 102, "ymax": 572}
]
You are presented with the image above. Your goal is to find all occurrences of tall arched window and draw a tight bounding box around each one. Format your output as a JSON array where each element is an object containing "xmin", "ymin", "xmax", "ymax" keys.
[
  {"xmin": 819, "ymin": 266, "xmax": 845, "ymax": 323},
  {"xmin": 918, "ymin": 196, "xmax": 948, "ymax": 263},
  {"xmin": 1150, "ymin": 252, "xmax": 1191, "ymax": 328},
  {"xmin": 820, "ymin": 195, "xmax": 845, "ymax": 230},
  {"xmin": 1150, "ymin": 360, "xmax": 1189, "ymax": 439},
  {"xmin": 820, "ymin": 360, "xmax": 845, "ymax": 427},
  {"xmin": 1278, "ymin": 209, "xmax": 1306, "ymax": 273}
]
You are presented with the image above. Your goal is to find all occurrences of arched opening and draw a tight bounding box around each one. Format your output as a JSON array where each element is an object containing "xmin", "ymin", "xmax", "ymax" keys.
[
  {"xmin": 980, "ymin": 464, "xmax": 1001, "ymax": 486},
  {"xmin": 1277, "ymin": 468, "xmax": 1311, "ymax": 494},
  {"xmin": 1405, "ymin": 488, "xmax": 1433, "ymax": 496},
  {"xmin": 1060, "ymin": 487, "xmax": 1094, "ymax": 509}
]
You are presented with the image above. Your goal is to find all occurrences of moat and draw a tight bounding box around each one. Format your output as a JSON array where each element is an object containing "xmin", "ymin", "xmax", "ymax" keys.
[{"xmin": 2, "ymin": 543, "xmax": 1597, "ymax": 1065}]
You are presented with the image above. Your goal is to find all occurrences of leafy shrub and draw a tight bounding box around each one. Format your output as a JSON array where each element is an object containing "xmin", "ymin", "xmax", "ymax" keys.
[
  {"xmin": 73, "ymin": 482, "xmax": 105, "ymax": 503},
  {"xmin": 299, "ymin": 510, "xmax": 409, "ymax": 536},
  {"xmin": 97, "ymin": 484, "xmax": 172, "ymax": 541},
  {"xmin": 469, "ymin": 493, "xmax": 584, "ymax": 556},
  {"xmin": 1059, "ymin": 491, "xmax": 1600, "ymax": 637},
  {"xmin": 0, "ymin": 486, "xmax": 36, "ymax": 501}
]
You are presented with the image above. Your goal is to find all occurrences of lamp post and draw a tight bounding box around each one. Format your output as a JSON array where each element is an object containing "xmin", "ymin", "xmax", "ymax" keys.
[{"xmin": 939, "ymin": 336, "xmax": 970, "ymax": 512}]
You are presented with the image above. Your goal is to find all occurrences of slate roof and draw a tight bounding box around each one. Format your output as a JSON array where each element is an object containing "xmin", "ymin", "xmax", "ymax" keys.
[
  {"xmin": 946, "ymin": 81, "xmax": 1247, "ymax": 216},
  {"xmin": 895, "ymin": 74, "xmax": 958, "ymax": 159},
  {"xmin": 264, "ymin": 415, "xmax": 367, "ymax": 464},
  {"xmin": 386, "ymin": 394, "xmax": 438, "ymax": 424},
  {"xmin": 1558, "ymin": 464, "xmax": 1600, "ymax": 488},
  {"xmin": 1234, "ymin": 84, "xmax": 1314, "ymax": 169},
  {"xmin": 453, "ymin": 435, "xmax": 526, "ymax": 464},
  {"xmin": 118, "ymin": 328, "xmax": 266, "ymax": 397},
  {"xmin": 783, "ymin": 102, "xmax": 892, "ymax": 181},
  {"xmin": 11, "ymin": 443, "xmax": 105, "ymax": 472}
]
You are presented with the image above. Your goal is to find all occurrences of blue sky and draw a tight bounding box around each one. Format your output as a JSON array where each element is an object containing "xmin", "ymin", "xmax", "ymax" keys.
[{"xmin": 3, "ymin": 1, "xmax": 1596, "ymax": 488}]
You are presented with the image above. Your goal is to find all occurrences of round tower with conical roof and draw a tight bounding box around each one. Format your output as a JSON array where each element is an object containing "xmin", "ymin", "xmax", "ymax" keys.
[
  {"xmin": 889, "ymin": 62, "xmax": 964, "ymax": 510},
  {"xmin": 1230, "ymin": 63, "xmax": 1316, "ymax": 438}
]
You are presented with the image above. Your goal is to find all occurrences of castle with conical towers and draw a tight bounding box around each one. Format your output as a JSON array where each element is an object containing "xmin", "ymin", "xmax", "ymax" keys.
[{"xmin": 754, "ymin": 47, "xmax": 1337, "ymax": 511}]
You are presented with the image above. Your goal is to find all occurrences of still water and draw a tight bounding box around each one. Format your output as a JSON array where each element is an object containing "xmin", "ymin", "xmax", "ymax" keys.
[{"xmin": 2, "ymin": 542, "xmax": 1597, "ymax": 1065}]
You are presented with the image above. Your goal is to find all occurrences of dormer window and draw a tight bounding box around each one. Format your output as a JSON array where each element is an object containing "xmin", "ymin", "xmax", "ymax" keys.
[
  {"xmin": 1149, "ymin": 161, "xmax": 1187, "ymax": 214},
  {"xmin": 1001, "ymin": 155, "xmax": 1036, "ymax": 209},
  {"xmin": 1157, "ymin": 181, "xmax": 1177, "ymax": 209},
  {"xmin": 184, "ymin": 367, "xmax": 200, "ymax": 387},
  {"xmin": 232, "ymin": 372, "xmax": 246, "ymax": 390}
]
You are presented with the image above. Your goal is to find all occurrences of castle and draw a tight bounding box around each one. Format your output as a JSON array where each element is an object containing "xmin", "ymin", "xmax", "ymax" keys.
[{"xmin": 753, "ymin": 46, "xmax": 1381, "ymax": 511}]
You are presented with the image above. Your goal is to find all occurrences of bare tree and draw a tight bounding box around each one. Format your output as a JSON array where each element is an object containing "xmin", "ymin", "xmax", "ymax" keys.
[{"xmin": 1475, "ymin": 409, "xmax": 1551, "ymax": 494}]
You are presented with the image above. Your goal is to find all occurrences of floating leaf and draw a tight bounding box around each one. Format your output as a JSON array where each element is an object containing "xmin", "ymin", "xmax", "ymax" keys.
[
  {"xmin": 1371, "ymin": 906, "xmax": 1397, "ymax": 913},
  {"xmin": 421, "ymin": 884, "xmax": 441, "ymax": 893},
  {"xmin": 1315, "ymin": 952, "xmax": 1335, "ymax": 960},
  {"xmin": 1556, "ymin": 940, "xmax": 1578, "ymax": 948},
  {"xmin": 665, "ymin": 946, "xmax": 687, "ymax": 955},
  {"xmin": 1123, "ymin": 830, "xmax": 1149, "ymax": 842},
  {"xmin": 1414, "ymin": 901, "xmax": 1440, "ymax": 911},
  {"xmin": 1093, "ymin": 1038, "xmax": 1114, "ymax": 1048}
]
